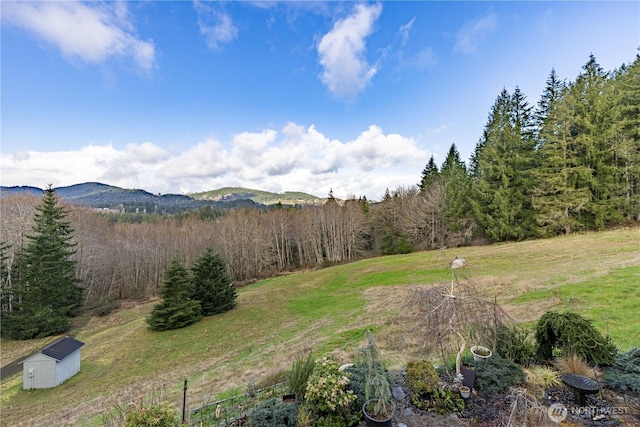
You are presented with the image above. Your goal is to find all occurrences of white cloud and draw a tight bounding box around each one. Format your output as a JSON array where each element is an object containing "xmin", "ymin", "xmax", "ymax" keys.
[
  {"xmin": 398, "ymin": 17, "xmax": 415, "ymax": 46},
  {"xmin": 160, "ymin": 139, "xmax": 232, "ymax": 179},
  {"xmin": 1, "ymin": 1, "xmax": 155, "ymax": 72},
  {"xmin": 400, "ymin": 47, "xmax": 437, "ymax": 71},
  {"xmin": 194, "ymin": 1, "xmax": 238, "ymax": 50},
  {"xmin": 317, "ymin": 2, "xmax": 382, "ymax": 100},
  {"xmin": 125, "ymin": 142, "xmax": 170, "ymax": 163},
  {"xmin": 0, "ymin": 124, "xmax": 428, "ymax": 201},
  {"xmin": 455, "ymin": 12, "xmax": 498, "ymax": 54}
]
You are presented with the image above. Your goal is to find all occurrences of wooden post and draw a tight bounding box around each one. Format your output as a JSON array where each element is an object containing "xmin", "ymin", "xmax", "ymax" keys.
[
  {"xmin": 182, "ymin": 378, "xmax": 188, "ymax": 425},
  {"xmin": 492, "ymin": 296, "xmax": 498, "ymax": 354}
]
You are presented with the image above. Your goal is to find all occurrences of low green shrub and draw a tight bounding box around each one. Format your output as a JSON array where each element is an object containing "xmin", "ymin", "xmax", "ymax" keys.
[
  {"xmin": 125, "ymin": 402, "xmax": 180, "ymax": 427},
  {"xmin": 475, "ymin": 353, "xmax": 525, "ymax": 395},
  {"xmin": 411, "ymin": 387, "xmax": 464, "ymax": 415},
  {"xmin": 304, "ymin": 357, "xmax": 360, "ymax": 427},
  {"xmin": 248, "ymin": 398, "xmax": 298, "ymax": 427},
  {"xmin": 604, "ymin": 348, "xmax": 640, "ymax": 396},
  {"xmin": 406, "ymin": 359, "xmax": 464, "ymax": 416},
  {"xmin": 496, "ymin": 323, "xmax": 535, "ymax": 366},
  {"xmin": 443, "ymin": 350, "xmax": 474, "ymax": 374},
  {"xmin": 93, "ymin": 299, "xmax": 120, "ymax": 317},
  {"xmin": 344, "ymin": 365, "xmax": 367, "ymax": 413},
  {"xmin": 406, "ymin": 360, "xmax": 439, "ymax": 396},
  {"xmin": 534, "ymin": 311, "xmax": 616, "ymax": 365}
]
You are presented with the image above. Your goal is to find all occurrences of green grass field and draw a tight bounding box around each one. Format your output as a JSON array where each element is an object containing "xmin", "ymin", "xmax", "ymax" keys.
[{"xmin": 1, "ymin": 227, "xmax": 638, "ymax": 426}]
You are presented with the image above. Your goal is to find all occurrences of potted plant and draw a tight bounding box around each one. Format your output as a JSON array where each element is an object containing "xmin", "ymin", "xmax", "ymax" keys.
[
  {"xmin": 406, "ymin": 257, "xmax": 507, "ymax": 381},
  {"xmin": 470, "ymin": 345, "xmax": 492, "ymax": 361},
  {"xmin": 358, "ymin": 331, "xmax": 394, "ymax": 427},
  {"xmin": 458, "ymin": 385, "xmax": 471, "ymax": 399}
]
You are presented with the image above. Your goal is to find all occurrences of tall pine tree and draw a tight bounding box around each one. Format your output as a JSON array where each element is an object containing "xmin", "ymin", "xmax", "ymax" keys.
[
  {"xmin": 609, "ymin": 54, "xmax": 640, "ymax": 221},
  {"xmin": 534, "ymin": 68, "xmax": 565, "ymax": 142},
  {"xmin": 571, "ymin": 54, "xmax": 619, "ymax": 228},
  {"xmin": 192, "ymin": 248, "xmax": 237, "ymax": 316},
  {"xmin": 0, "ymin": 242, "xmax": 11, "ymax": 328},
  {"xmin": 1, "ymin": 186, "xmax": 83, "ymax": 339},
  {"xmin": 470, "ymin": 89, "xmax": 536, "ymax": 241},
  {"xmin": 533, "ymin": 81, "xmax": 591, "ymax": 235},
  {"xmin": 440, "ymin": 144, "xmax": 472, "ymax": 237},
  {"xmin": 147, "ymin": 258, "xmax": 202, "ymax": 331},
  {"xmin": 419, "ymin": 155, "xmax": 439, "ymax": 193}
]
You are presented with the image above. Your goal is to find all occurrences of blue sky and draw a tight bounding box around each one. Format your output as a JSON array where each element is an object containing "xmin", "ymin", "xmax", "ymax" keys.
[{"xmin": 1, "ymin": 1, "xmax": 638, "ymax": 200}]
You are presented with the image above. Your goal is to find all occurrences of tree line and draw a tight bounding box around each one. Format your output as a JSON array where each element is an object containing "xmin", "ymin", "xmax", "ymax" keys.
[
  {"xmin": 421, "ymin": 54, "xmax": 639, "ymax": 242},
  {"xmin": 1, "ymin": 53, "xmax": 638, "ymax": 337}
]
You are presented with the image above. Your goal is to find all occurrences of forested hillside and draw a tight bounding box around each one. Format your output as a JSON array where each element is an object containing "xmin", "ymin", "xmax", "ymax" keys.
[
  {"xmin": 0, "ymin": 53, "xmax": 638, "ymax": 316},
  {"xmin": 0, "ymin": 182, "xmax": 265, "ymax": 216},
  {"xmin": 420, "ymin": 54, "xmax": 640, "ymax": 243}
]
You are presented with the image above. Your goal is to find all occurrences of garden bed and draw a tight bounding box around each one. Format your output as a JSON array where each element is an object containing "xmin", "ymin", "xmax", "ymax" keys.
[{"xmin": 387, "ymin": 369, "xmax": 640, "ymax": 427}]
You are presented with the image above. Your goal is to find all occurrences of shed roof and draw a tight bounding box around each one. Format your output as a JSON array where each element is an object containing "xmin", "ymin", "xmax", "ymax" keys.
[{"xmin": 39, "ymin": 336, "xmax": 85, "ymax": 361}]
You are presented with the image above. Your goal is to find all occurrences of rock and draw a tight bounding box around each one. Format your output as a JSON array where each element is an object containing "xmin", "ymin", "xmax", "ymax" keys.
[
  {"xmin": 447, "ymin": 413, "xmax": 461, "ymax": 422},
  {"xmin": 393, "ymin": 386, "xmax": 406, "ymax": 400}
]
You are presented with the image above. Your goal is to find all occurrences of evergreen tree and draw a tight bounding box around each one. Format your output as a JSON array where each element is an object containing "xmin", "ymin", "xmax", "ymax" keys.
[
  {"xmin": 419, "ymin": 155, "xmax": 439, "ymax": 193},
  {"xmin": 191, "ymin": 248, "xmax": 237, "ymax": 316},
  {"xmin": 147, "ymin": 258, "xmax": 202, "ymax": 331},
  {"xmin": 571, "ymin": 54, "xmax": 620, "ymax": 228},
  {"xmin": 470, "ymin": 89, "xmax": 536, "ymax": 241},
  {"xmin": 609, "ymin": 55, "xmax": 640, "ymax": 221},
  {"xmin": 534, "ymin": 68, "xmax": 565, "ymax": 141},
  {"xmin": 533, "ymin": 85, "xmax": 591, "ymax": 235},
  {"xmin": 510, "ymin": 87, "xmax": 538, "ymax": 231},
  {"xmin": 1, "ymin": 186, "xmax": 83, "ymax": 339},
  {"xmin": 440, "ymin": 144, "xmax": 472, "ymax": 236},
  {"xmin": 0, "ymin": 242, "xmax": 11, "ymax": 328},
  {"xmin": 511, "ymin": 86, "xmax": 536, "ymax": 149}
]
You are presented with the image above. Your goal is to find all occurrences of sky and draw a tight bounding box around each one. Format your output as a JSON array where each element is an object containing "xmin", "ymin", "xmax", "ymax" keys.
[{"xmin": 1, "ymin": 1, "xmax": 639, "ymax": 201}]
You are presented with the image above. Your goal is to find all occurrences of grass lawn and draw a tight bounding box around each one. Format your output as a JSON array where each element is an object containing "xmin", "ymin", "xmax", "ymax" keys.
[{"xmin": 1, "ymin": 227, "xmax": 638, "ymax": 426}]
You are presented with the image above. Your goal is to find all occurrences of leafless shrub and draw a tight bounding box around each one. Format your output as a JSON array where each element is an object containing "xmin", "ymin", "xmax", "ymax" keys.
[
  {"xmin": 502, "ymin": 387, "xmax": 555, "ymax": 427},
  {"xmin": 405, "ymin": 265, "xmax": 510, "ymax": 375}
]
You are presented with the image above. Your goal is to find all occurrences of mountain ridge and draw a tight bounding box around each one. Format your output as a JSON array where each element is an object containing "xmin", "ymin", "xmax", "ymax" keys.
[{"xmin": 0, "ymin": 182, "xmax": 324, "ymax": 212}]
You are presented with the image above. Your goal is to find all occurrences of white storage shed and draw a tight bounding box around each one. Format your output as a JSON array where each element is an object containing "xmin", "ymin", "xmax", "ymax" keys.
[{"xmin": 22, "ymin": 336, "xmax": 84, "ymax": 390}]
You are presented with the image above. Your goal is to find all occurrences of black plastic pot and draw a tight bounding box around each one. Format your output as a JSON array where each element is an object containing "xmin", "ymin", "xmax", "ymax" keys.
[
  {"xmin": 362, "ymin": 399, "xmax": 393, "ymax": 427},
  {"xmin": 460, "ymin": 365, "xmax": 476, "ymax": 389},
  {"xmin": 282, "ymin": 393, "xmax": 296, "ymax": 403}
]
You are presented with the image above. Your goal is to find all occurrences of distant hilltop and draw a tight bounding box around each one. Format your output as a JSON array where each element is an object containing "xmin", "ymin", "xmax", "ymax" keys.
[
  {"xmin": 189, "ymin": 187, "xmax": 324, "ymax": 206},
  {"xmin": 0, "ymin": 182, "xmax": 325, "ymax": 214}
]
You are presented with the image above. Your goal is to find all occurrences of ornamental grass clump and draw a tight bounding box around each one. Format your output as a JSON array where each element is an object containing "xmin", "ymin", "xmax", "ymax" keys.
[
  {"xmin": 303, "ymin": 357, "xmax": 360, "ymax": 427},
  {"xmin": 289, "ymin": 353, "xmax": 315, "ymax": 403},
  {"xmin": 554, "ymin": 352, "xmax": 602, "ymax": 379},
  {"xmin": 524, "ymin": 365, "xmax": 562, "ymax": 396}
]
